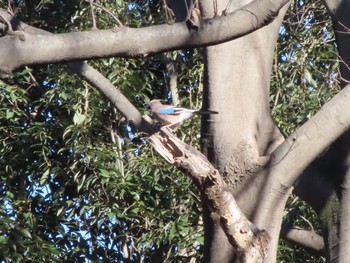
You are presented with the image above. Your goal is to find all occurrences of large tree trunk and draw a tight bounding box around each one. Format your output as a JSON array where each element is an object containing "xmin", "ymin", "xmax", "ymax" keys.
[
  {"xmin": 317, "ymin": 1, "xmax": 350, "ymax": 262},
  {"xmin": 200, "ymin": 0, "xmax": 289, "ymax": 261}
]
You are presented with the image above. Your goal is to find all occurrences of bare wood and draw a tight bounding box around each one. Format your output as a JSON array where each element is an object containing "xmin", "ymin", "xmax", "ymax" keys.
[{"xmin": 148, "ymin": 127, "xmax": 270, "ymax": 262}]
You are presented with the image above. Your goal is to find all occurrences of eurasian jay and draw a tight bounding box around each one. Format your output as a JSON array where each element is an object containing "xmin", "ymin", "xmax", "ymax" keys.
[{"xmin": 149, "ymin": 99, "xmax": 218, "ymax": 128}]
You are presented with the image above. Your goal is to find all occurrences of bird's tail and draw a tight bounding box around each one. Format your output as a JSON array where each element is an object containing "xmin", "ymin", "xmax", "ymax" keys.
[{"xmin": 195, "ymin": 110, "xmax": 219, "ymax": 115}]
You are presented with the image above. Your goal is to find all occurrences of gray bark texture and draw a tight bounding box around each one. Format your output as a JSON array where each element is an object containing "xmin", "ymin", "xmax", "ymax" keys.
[
  {"xmin": 0, "ymin": 0, "xmax": 289, "ymax": 75},
  {"xmin": 198, "ymin": 0, "xmax": 350, "ymax": 261},
  {"xmin": 280, "ymin": 221, "xmax": 324, "ymax": 256},
  {"xmin": 148, "ymin": 127, "xmax": 270, "ymax": 262},
  {"xmin": 319, "ymin": 1, "xmax": 350, "ymax": 262},
  {"xmin": 0, "ymin": 11, "xmax": 155, "ymax": 134},
  {"xmin": 199, "ymin": 0, "xmax": 289, "ymax": 261}
]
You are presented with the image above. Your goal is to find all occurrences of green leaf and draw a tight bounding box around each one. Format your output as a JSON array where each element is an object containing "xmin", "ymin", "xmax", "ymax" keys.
[
  {"xmin": 6, "ymin": 110, "xmax": 14, "ymax": 119},
  {"xmin": 99, "ymin": 169, "xmax": 110, "ymax": 178},
  {"xmin": 60, "ymin": 92, "xmax": 68, "ymax": 100},
  {"xmin": 73, "ymin": 112, "xmax": 86, "ymax": 125},
  {"xmin": 304, "ymin": 69, "xmax": 317, "ymax": 88},
  {"xmin": 40, "ymin": 169, "xmax": 50, "ymax": 185},
  {"xmin": 17, "ymin": 227, "xmax": 32, "ymax": 239},
  {"xmin": 169, "ymin": 224, "xmax": 176, "ymax": 241},
  {"xmin": 57, "ymin": 206, "xmax": 65, "ymax": 217},
  {"xmin": 196, "ymin": 236, "xmax": 204, "ymax": 245}
]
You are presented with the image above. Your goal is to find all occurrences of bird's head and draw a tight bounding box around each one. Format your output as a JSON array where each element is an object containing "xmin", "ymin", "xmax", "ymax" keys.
[{"xmin": 148, "ymin": 99, "xmax": 166, "ymax": 112}]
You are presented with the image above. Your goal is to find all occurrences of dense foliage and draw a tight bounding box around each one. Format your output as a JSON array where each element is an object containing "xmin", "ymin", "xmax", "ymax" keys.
[{"xmin": 0, "ymin": 0, "xmax": 339, "ymax": 262}]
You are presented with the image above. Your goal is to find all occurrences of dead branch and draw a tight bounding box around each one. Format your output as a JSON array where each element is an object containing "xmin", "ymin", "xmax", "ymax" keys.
[{"xmin": 148, "ymin": 127, "xmax": 270, "ymax": 261}]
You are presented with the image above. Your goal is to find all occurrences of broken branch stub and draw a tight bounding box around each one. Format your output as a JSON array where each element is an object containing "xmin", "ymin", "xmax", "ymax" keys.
[{"xmin": 147, "ymin": 127, "xmax": 270, "ymax": 261}]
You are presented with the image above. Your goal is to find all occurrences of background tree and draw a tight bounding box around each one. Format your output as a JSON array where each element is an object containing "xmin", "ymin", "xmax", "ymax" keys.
[{"xmin": 0, "ymin": 0, "xmax": 349, "ymax": 262}]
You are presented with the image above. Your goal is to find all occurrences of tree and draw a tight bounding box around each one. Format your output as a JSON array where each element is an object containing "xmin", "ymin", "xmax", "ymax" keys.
[{"xmin": 0, "ymin": 0, "xmax": 349, "ymax": 262}]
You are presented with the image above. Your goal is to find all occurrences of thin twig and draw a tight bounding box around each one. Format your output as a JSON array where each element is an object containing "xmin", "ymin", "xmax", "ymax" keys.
[
  {"xmin": 161, "ymin": 0, "xmax": 175, "ymax": 24},
  {"xmin": 0, "ymin": 13, "xmax": 13, "ymax": 33},
  {"xmin": 92, "ymin": 2, "xmax": 123, "ymax": 27},
  {"xmin": 89, "ymin": 0, "xmax": 97, "ymax": 29}
]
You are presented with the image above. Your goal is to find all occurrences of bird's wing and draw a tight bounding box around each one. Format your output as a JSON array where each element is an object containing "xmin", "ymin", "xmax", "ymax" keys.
[
  {"xmin": 158, "ymin": 107, "xmax": 177, "ymax": 115},
  {"xmin": 173, "ymin": 107, "xmax": 196, "ymax": 113}
]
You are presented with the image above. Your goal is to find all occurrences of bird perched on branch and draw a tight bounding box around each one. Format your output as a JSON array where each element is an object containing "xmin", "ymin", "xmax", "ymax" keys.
[{"xmin": 149, "ymin": 99, "xmax": 218, "ymax": 129}]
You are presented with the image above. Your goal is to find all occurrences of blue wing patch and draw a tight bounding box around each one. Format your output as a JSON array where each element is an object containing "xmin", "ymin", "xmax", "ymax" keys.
[{"xmin": 159, "ymin": 108, "xmax": 176, "ymax": 115}]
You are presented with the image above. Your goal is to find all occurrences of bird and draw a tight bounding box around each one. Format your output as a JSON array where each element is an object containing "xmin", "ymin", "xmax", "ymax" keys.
[{"xmin": 149, "ymin": 99, "xmax": 218, "ymax": 129}]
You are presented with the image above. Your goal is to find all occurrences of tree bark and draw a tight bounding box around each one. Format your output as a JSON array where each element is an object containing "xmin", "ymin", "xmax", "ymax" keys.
[
  {"xmin": 0, "ymin": 0, "xmax": 289, "ymax": 75},
  {"xmin": 0, "ymin": 10, "xmax": 155, "ymax": 134},
  {"xmin": 253, "ymin": 84, "xmax": 350, "ymax": 262},
  {"xmin": 199, "ymin": 0, "xmax": 289, "ymax": 261},
  {"xmin": 280, "ymin": 221, "xmax": 324, "ymax": 256},
  {"xmin": 317, "ymin": 1, "xmax": 350, "ymax": 262},
  {"xmin": 148, "ymin": 127, "xmax": 270, "ymax": 262}
]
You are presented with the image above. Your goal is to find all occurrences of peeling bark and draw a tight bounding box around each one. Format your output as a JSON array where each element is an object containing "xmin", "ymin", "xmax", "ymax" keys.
[
  {"xmin": 148, "ymin": 127, "xmax": 270, "ymax": 262},
  {"xmin": 199, "ymin": 0, "xmax": 290, "ymax": 260}
]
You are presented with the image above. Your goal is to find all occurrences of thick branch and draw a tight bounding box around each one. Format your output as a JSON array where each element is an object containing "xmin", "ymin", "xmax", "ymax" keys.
[
  {"xmin": 161, "ymin": 53, "xmax": 179, "ymax": 105},
  {"xmin": 68, "ymin": 62, "xmax": 155, "ymax": 133},
  {"xmin": 280, "ymin": 221, "xmax": 324, "ymax": 256},
  {"xmin": 253, "ymin": 84, "xmax": 350, "ymax": 261},
  {"xmin": 271, "ymin": 86, "xmax": 350, "ymax": 186},
  {"xmin": 148, "ymin": 127, "xmax": 270, "ymax": 261},
  {"xmin": 0, "ymin": 0, "xmax": 289, "ymax": 74},
  {"xmin": 339, "ymin": 153, "xmax": 350, "ymax": 260},
  {"xmin": 323, "ymin": 0, "xmax": 350, "ymax": 87},
  {"xmin": 322, "ymin": 2, "xmax": 350, "ymax": 261},
  {"xmin": 257, "ymin": 83, "xmax": 350, "ymax": 216},
  {"xmin": 0, "ymin": 10, "xmax": 155, "ymax": 133}
]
